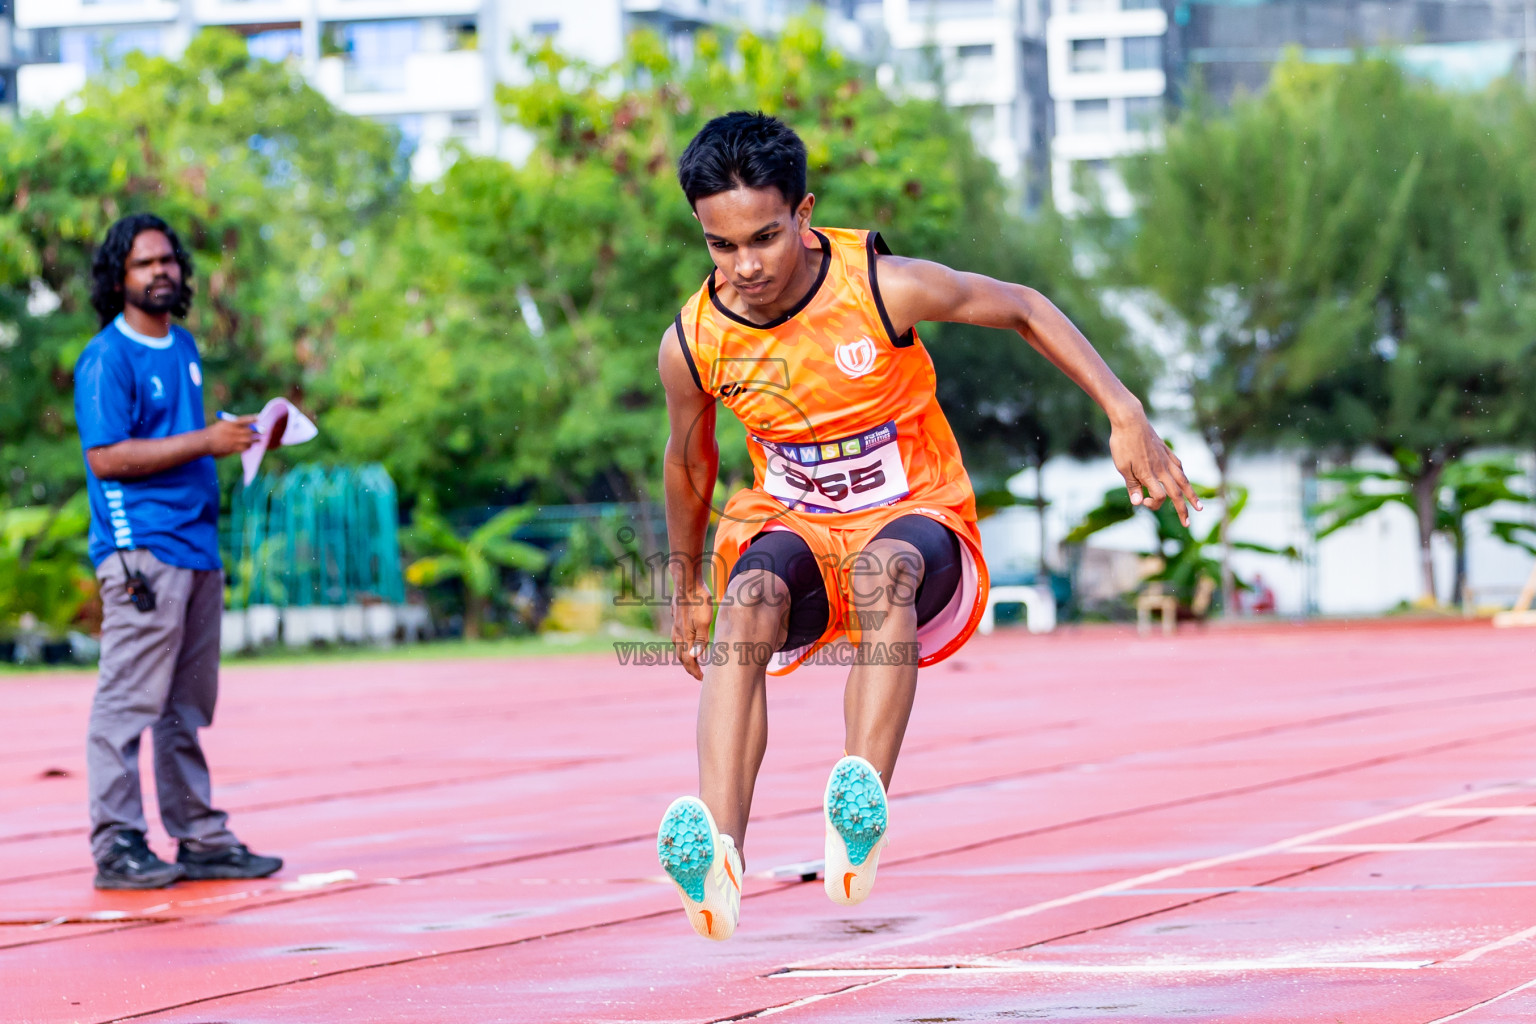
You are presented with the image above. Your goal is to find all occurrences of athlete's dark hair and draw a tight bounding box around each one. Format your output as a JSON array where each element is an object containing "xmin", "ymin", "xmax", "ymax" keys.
[
  {"xmin": 90, "ymin": 213, "xmax": 195, "ymax": 327},
  {"xmin": 678, "ymin": 111, "xmax": 807, "ymax": 210}
]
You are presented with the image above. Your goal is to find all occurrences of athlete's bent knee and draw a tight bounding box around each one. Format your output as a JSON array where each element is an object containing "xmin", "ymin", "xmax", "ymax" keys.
[{"xmin": 719, "ymin": 570, "xmax": 791, "ymax": 642}]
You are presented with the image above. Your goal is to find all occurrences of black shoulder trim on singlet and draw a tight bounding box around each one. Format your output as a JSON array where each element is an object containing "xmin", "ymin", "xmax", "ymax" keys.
[
  {"xmin": 674, "ymin": 313, "xmax": 705, "ymax": 394},
  {"xmin": 866, "ymin": 231, "xmax": 916, "ymax": 348},
  {"xmin": 707, "ymin": 230, "xmax": 832, "ymax": 330}
]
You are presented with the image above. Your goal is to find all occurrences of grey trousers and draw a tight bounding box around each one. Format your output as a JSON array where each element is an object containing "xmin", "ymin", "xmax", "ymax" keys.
[{"xmin": 88, "ymin": 548, "xmax": 237, "ymax": 862}]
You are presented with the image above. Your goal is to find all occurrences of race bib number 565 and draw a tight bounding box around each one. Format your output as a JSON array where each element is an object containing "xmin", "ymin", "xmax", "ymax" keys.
[{"xmin": 756, "ymin": 420, "xmax": 911, "ymax": 514}]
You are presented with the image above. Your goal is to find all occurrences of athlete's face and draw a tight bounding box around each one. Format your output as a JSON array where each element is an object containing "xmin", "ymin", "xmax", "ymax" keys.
[{"xmin": 694, "ymin": 186, "xmax": 815, "ymax": 308}]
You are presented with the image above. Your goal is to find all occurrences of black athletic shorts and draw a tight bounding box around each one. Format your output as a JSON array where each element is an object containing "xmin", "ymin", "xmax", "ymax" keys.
[{"xmin": 726, "ymin": 514, "xmax": 964, "ymax": 651}]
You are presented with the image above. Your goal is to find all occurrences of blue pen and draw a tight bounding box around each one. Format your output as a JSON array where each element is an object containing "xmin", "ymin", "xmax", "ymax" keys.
[{"xmin": 216, "ymin": 411, "xmax": 260, "ymax": 433}]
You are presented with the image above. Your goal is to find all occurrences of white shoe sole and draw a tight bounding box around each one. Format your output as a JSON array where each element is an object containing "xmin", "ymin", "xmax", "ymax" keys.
[
  {"xmin": 657, "ymin": 796, "xmax": 741, "ymax": 940},
  {"xmin": 824, "ymin": 756, "xmax": 888, "ymax": 907}
]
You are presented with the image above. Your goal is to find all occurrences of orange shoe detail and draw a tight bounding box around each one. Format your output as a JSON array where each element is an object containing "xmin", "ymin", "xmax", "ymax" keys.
[
  {"xmin": 843, "ymin": 872, "xmax": 856, "ymax": 900},
  {"xmin": 700, "ymin": 909, "xmax": 714, "ymax": 935},
  {"xmin": 724, "ymin": 857, "xmax": 739, "ymax": 890}
]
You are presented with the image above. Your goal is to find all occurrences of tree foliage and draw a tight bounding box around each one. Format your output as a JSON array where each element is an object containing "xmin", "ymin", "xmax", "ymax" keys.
[
  {"xmin": 1065, "ymin": 482, "xmax": 1297, "ymax": 612},
  {"xmin": 0, "ymin": 30, "xmax": 407, "ymax": 509},
  {"xmin": 403, "ymin": 500, "xmax": 548, "ymax": 637},
  {"xmin": 1312, "ymin": 455, "xmax": 1534, "ymax": 603},
  {"xmin": 1124, "ymin": 57, "xmax": 1536, "ymax": 604},
  {"xmin": 0, "ymin": 492, "xmax": 94, "ymax": 631}
]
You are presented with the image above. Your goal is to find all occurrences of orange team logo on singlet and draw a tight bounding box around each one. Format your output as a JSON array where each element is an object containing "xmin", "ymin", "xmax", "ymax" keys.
[{"xmin": 674, "ymin": 227, "xmax": 991, "ymax": 671}]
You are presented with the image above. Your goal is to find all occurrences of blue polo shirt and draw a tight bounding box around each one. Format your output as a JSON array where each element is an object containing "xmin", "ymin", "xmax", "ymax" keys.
[{"xmin": 74, "ymin": 315, "xmax": 222, "ymax": 571}]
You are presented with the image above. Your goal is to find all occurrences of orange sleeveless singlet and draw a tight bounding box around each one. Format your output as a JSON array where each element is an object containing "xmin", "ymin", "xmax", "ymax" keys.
[{"xmin": 674, "ymin": 227, "xmax": 990, "ymax": 673}]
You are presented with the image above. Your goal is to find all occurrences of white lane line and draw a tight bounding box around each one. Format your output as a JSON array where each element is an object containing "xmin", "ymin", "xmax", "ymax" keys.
[
  {"xmin": 1110, "ymin": 880, "xmax": 1536, "ymax": 895},
  {"xmin": 778, "ymin": 960, "xmax": 1434, "ymax": 977},
  {"xmin": 748, "ymin": 974, "xmax": 903, "ymax": 1017},
  {"xmin": 1449, "ymin": 924, "xmax": 1536, "ymax": 963},
  {"xmin": 1424, "ymin": 807, "xmax": 1536, "ymax": 817},
  {"xmin": 787, "ymin": 783, "xmax": 1523, "ymax": 966},
  {"xmin": 1294, "ymin": 842, "xmax": 1536, "ymax": 852},
  {"xmin": 1422, "ymin": 975, "xmax": 1536, "ymax": 1023}
]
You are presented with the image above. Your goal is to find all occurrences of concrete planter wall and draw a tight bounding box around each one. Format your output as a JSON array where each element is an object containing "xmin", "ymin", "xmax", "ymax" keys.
[{"xmin": 219, "ymin": 604, "xmax": 432, "ymax": 653}]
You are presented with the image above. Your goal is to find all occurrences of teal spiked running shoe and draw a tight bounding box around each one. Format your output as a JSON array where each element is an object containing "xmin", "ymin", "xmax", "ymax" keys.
[
  {"xmin": 657, "ymin": 796, "xmax": 741, "ymax": 940},
  {"xmin": 823, "ymin": 755, "xmax": 889, "ymax": 906}
]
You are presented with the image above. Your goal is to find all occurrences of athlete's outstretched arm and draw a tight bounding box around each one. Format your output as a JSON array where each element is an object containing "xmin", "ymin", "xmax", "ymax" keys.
[
  {"xmin": 877, "ymin": 256, "xmax": 1202, "ymax": 525},
  {"xmin": 659, "ymin": 324, "xmax": 719, "ymax": 681}
]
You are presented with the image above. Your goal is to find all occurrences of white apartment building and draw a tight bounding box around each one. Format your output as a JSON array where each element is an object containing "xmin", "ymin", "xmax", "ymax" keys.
[
  {"xmin": 14, "ymin": 0, "xmax": 497, "ymax": 176},
  {"xmin": 1044, "ymin": 0, "xmax": 1165, "ymax": 214},
  {"xmin": 9, "ymin": 0, "xmax": 816, "ymax": 177},
  {"xmin": 8, "ymin": 0, "xmax": 1057, "ymax": 198},
  {"xmin": 851, "ymin": 0, "xmax": 1050, "ymax": 204}
]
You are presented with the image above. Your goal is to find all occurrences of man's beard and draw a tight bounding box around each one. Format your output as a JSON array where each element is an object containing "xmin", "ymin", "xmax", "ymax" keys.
[{"xmin": 130, "ymin": 278, "xmax": 182, "ymax": 316}]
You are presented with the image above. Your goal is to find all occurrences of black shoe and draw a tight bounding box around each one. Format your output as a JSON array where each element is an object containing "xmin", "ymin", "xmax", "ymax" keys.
[
  {"xmin": 177, "ymin": 842, "xmax": 283, "ymax": 880},
  {"xmin": 94, "ymin": 830, "xmax": 186, "ymax": 890}
]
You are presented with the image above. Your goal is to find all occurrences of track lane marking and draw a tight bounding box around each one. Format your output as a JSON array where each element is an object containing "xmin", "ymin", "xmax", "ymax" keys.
[
  {"xmin": 787, "ymin": 782, "xmax": 1527, "ymax": 966},
  {"xmin": 1422, "ymin": 975, "xmax": 1536, "ymax": 1023},
  {"xmin": 778, "ymin": 960, "xmax": 1436, "ymax": 977},
  {"xmin": 1295, "ymin": 842, "xmax": 1536, "ymax": 852},
  {"xmin": 1449, "ymin": 924, "xmax": 1536, "ymax": 964}
]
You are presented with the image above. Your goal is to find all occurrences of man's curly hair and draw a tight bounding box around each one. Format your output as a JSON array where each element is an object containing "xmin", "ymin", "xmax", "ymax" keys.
[{"xmin": 90, "ymin": 214, "xmax": 195, "ymax": 327}]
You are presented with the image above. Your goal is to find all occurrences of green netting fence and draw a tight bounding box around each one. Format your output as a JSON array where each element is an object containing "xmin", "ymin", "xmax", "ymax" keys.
[{"xmin": 224, "ymin": 463, "xmax": 404, "ymax": 609}]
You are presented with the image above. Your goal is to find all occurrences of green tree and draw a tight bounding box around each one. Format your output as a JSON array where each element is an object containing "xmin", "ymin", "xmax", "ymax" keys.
[
  {"xmin": 403, "ymin": 501, "xmax": 549, "ymax": 638},
  {"xmin": 1312, "ymin": 455, "xmax": 1535, "ymax": 605},
  {"xmin": 0, "ymin": 30, "xmax": 406, "ymax": 508},
  {"xmin": 1066, "ymin": 483, "xmax": 1297, "ymax": 613},
  {"xmin": 0, "ymin": 492, "xmax": 94, "ymax": 631},
  {"xmin": 1124, "ymin": 58, "xmax": 1534, "ymax": 607}
]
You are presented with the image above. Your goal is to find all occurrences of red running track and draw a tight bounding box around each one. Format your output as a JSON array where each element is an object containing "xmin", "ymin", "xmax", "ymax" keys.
[{"xmin": 4, "ymin": 622, "xmax": 1536, "ymax": 1023}]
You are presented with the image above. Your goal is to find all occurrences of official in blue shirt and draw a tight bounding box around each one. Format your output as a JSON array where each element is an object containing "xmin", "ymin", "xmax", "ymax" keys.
[{"xmin": 75, "ymin": 213, "xmax": 282, "ymax": 890}]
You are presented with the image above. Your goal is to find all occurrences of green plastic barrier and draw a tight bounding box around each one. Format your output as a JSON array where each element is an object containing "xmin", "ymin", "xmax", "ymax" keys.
[{"xmin": 225, "ymin": 464, "xmax": 403, "ymax": 609}]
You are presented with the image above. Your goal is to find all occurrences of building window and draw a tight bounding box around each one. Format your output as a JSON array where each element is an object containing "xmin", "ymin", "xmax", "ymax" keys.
[
  {"xmin": 247, "ymin": 28, "xmax": 304, "ymax": 64},
  {"xmin": 1122, "ymin": 35, "xmax": 1161, "ymax": 71},
  {"xmin": 59, "ymin": 27, "xmax": 164, "ymax": 73},
  {"xmin": 1122, "ymin": 0, "xmax": 1160, "ymax": 9},
  {"xmin": 1070, "ymin": 38, "xmax": 1107, "ymax": 74},
  {"xmin": 332, "ymin": 21, "xmax": 420, "ymax": 94},
  {"xmin": 1073, "ymin": 97, "xmax": 1111, "ymax": 134},
  {"xmin": 449, "ymin": 20, "xmax": 478, "ymax": 51},
  {"xmin": 957, "ymin": 43, "xmax": 993, "ymax": 85},
  {"xmin": 1125, "ymin": 95, "xmax": 1161, "ymax": 130},
  {"xmin": 415, "ymin": 17, "xmax": 477, "ymax": 53},
  {"xmin": 15, "ymin": 28, "xmax": 63, "ymax": 63},
  {"xmin": 530, "ymin": 21, "xmax": 560, "ymax": 39},
  {"xmin": 450, "ymin": 113, "xmax": 479, "ymax": 139}
]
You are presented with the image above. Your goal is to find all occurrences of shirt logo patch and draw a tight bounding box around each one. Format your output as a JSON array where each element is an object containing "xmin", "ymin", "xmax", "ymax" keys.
[
  {"xmin": 834, "ymin": 337, "xmax": 877, "ymax": 379},
  {"xmin": 150, "ymin": 375, "xmax": 166, "ymax": 400},
  {"xmin": 189, "ymin": 362, "xmax": 202, "ymax": 387}
]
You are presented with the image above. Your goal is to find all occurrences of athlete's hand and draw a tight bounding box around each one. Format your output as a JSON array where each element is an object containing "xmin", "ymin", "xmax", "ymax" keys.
[
  {"xmin": 203, "ymin": 416, "xmax": 259, "ymax": 457},
  {"xmin": 672, "ymin": 583, "xmax": 715, "ymax": 682},
  {"xmin": 1109, "ymin": 410, "xmax": 1202, "ymax": 526}
]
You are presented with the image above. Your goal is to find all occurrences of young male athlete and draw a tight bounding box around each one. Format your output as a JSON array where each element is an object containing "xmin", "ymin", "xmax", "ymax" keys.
[{"xmin": 656, "ymin": 112, "xmax": 1198, "ymax": 940}]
